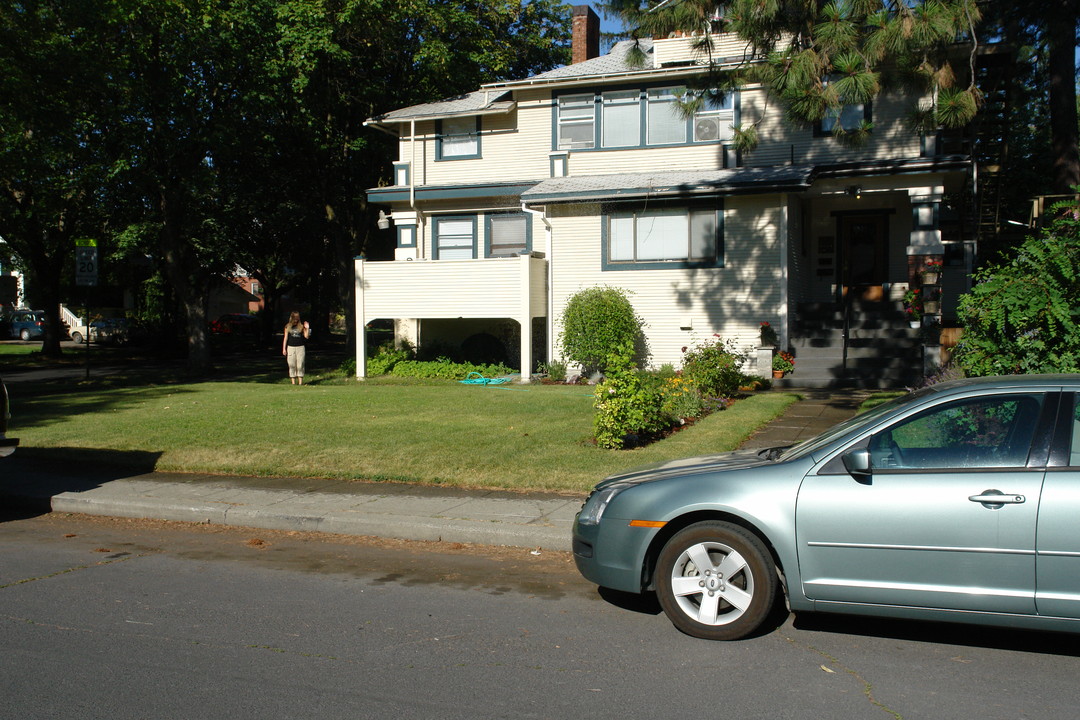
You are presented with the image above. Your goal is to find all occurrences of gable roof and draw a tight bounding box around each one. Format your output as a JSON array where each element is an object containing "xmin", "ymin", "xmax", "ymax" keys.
[{"xmin": 365, "ymin": 39, "xmax": 667, "ymax": 126}]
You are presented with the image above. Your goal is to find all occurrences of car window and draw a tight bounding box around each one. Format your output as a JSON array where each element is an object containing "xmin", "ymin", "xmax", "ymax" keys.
[{"xmin": 868, "ymin": 394, "xmax": 1044, "ymax": 470}]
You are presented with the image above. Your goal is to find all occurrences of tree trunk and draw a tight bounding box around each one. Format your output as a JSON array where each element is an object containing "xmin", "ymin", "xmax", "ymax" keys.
[
  {"xmin": 1047, "ymin": 0, "xmax": 1080, "ymax": 194},
  {"xmin": 158, "ymin": 189, "xmax": 210, "ymax": 376}
]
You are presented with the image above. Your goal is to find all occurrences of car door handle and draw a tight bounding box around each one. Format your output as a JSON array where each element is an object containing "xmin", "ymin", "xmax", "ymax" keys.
[{"xmin": 969, "ymin": 491, "xmax": 1025, "ymax": 505}]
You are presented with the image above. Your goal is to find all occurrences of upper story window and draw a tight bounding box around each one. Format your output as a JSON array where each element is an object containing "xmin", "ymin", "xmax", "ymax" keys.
[
  {"xmin": 816, "ymin": 77, "xmax": 872, "ymax": 137},
  {"xmin": 437, "ymin": 116, "xmax": 481, "ymax": 160},
  {"xmin": 432, "ymin": 214, "xmax": 532, "ymax": 259},
  {"xmin": 604, "ymin": 205, "xmax": 723, "ymax": 270},
  {"xmin": 557, "ymin": 94, "xmax": 596, "ymax": 149},
  {"xmin": 557, "ymin": 86, "xmax": 737, "ymax": 151},
  {"xmin": 693, "ymin": 92, "xmax": 735, "ymax": 142},
  {"xmin": 602, "ymin": 90, "xmax": 641, "ymax": 148},
  {"xmin": 485, "ymin": 214, "xmax": 532, "ymax": 257},
  {"xmin": 433, "ymin": 216, "xmax": 476, "ymax": 259}
]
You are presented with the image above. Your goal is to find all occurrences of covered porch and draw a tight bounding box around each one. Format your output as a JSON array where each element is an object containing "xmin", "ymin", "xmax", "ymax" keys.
[{"xmin": 353, "ymin": 252, "xmax": 548, "ymax": 381}]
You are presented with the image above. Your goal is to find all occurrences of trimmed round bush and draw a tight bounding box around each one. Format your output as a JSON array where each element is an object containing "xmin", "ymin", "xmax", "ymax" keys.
[{"xmin": 559, "ymin": 286, "xmax": 648, "ymax": 375}]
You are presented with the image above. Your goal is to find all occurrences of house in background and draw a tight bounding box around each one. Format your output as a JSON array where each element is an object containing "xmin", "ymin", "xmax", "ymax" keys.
[{"xmin": 357, "ymin": 6, "xmax": 983, "ymax": 387}]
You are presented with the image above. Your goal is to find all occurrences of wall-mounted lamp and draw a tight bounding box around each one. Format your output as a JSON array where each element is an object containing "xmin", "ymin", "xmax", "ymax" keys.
[
  {"xmin": 377, "ymin": 210, "xmax": 392, "ymax": 230},
  {"xmin": 847, "ymin": 186, "xmax": 862, "ymax": 200}
]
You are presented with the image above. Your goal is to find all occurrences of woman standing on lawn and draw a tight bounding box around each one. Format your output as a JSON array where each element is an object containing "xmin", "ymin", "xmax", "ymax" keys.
[{"xmin": 282, "ymin": 311, "xmax": 310, "ymax": 385}]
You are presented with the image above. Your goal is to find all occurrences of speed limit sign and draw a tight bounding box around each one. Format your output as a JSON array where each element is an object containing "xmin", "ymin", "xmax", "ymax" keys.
[{"xmin": 75, "ymin": 238, "xmax": 98, "ymax": 287}]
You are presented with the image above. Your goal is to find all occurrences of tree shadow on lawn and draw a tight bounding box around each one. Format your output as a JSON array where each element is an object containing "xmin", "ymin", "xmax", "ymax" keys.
[{"xmin": 0, "ymin": 447, "xmax": 164, "ymax": 523}]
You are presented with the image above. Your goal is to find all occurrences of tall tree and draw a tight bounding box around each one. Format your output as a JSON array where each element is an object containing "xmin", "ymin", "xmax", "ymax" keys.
[
  {"xmin": 0, "ymin": 1, "xmax": 116, "ymax": 357},
  {"xmin": 603, "ymin": 0, "xmax": 985, "ymax": 149}
]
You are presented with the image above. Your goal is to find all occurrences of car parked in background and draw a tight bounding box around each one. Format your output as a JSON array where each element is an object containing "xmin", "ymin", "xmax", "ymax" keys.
[
  {"xmin": 573, "ymin": 374, "xmax": 1080, "ymax": 640},
  {"xmin": 209, "ymin": 313, "xmax": 259, "ymax": 336},
  {"xmin": 69, "ymin": 317, "xmax": 137, "ymax": 345},
  {"xmin": 7, "ymin": 310, "xmax": 45, "ymax": 340}
]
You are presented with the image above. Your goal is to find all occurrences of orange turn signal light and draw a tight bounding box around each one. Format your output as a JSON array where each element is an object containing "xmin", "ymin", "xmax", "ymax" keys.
[{"xmin": 628, "ymin": 520, "xmax": 667, "ymax": 528}]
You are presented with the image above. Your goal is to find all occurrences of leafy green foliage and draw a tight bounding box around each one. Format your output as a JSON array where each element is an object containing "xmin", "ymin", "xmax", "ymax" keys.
[
  {"xmin": 680, "ymin": 336, "xmax": 747, "ymax": 398},
  {"xmin": 390, "ymin": 358, "xmax": 513, "ymax": 380},
  {"xmin": 593, "ymin": 342, "xmax": 667, "ymax": 449},
  {"xmin": 366, "ymin": 344, "xmax": 414, "ymax": 376},
  {"xmin": 559, "ymin": 286, "xmax": 649, "ymax": 375},
  {"xmin": 603, "ymin": 0, "xmax": 985, "ymax": 140},
  {"xmin": 953, "ymin": 207, "xmax": 1080, "ymax": 375}
]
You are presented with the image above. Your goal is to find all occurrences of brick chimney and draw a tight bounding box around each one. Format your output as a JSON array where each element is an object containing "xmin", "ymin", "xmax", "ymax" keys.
[{"xmin": 571, "ymin": 5, "xmax": 600, "ymax": 64}]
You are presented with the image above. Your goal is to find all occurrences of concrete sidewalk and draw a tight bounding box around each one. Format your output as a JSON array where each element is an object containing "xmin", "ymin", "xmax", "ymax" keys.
[{"xmin": 0, "ymin": 389, "xmax": 867, "ymax": 551}]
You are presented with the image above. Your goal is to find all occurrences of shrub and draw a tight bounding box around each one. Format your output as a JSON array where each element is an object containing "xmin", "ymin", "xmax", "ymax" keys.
[
  {"xmin": 953, "ymin": 206, "xmax": 1080, "ymax": 375},
  {"xmin": 680, "ymin": 336, "xmax": 747, "ymax": 398},
  {"xmin": 559, "ymin": 286, "xmax": 648, "ymax": 375},
  {"xmin": 541, "ymin": 359, "xmax": 567, "ymax": 382},
  {"xmin": 390, "ymin": 358, "xmax": 513, "ymax": 380},
  {"xmin": 660, "ymin": 375, "xmax": 704, "ymax": 422},
  {"xmin": 367, "ymin": 344, "xmax": 413, "ymax": 376},
  {"xmin": 593, "ymin": 341, "xmax": 666, "ymax": 449}
]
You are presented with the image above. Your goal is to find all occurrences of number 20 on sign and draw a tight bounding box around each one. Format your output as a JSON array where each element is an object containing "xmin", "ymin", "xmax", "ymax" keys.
[{"xmin": 75, "ymin": 238, "xmax": 98, "ymax": 287}]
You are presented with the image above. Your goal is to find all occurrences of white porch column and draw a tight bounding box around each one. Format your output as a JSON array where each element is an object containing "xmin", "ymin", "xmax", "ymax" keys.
[
  {"xmin": 354, "ymin": 257, "xmax": 366, "ymax": 379},
  {"xmin": 519, "ymin": 252, "xmax": 533, "ymax": 382}
]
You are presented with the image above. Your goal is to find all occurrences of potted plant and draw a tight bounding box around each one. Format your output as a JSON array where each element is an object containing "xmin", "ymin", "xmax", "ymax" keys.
[
  {"xmin": 759, "ymin": 321, "xmax": 778, "ymax": 348},
  {"xmin": 772, "ymin": 350, "xmax": 795, "ymax": 378},
  {"xmin": 921, "ymin": 258, "xmax": 942, "ymax": 285},
  {"xmin": 903, "ymin": 287, "xmax": 922, "ymax": 327}
]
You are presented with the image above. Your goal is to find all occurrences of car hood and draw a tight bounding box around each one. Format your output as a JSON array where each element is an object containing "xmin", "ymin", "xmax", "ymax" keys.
[{"xmin": 596, "ymin": 448, "xmax": 776, "ymax": 489}]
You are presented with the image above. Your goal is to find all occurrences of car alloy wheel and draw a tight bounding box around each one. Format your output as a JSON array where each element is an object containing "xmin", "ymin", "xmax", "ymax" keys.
[
  {"xmin": 19, "ymin": 329, "xmax": 30, "ymax": 341},
  {"xmin": 71, "ymin": 332, "xmax": 83, "ymax": 344},
  {"xmin": 655, "ymin": 521, "xmax": 778, "ymax": 640}
]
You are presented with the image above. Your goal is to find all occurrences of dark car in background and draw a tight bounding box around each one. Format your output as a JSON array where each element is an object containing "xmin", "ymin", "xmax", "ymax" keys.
[
  {"xmin": 7, "ymin": 310, "xmax": 45, "ymax": 341},
  {"xmin": 210, "ymin": 313, "xmax": 259, "ymax": 336}
]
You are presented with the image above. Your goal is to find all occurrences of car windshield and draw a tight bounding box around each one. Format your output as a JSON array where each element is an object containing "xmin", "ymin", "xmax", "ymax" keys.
[{"xmin": 775, "ymin": 386, "xmax": 937, "ymax": 461}]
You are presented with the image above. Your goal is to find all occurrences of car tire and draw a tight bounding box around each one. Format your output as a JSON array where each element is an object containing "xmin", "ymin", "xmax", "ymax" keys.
[
  {"xmin": 19, "ymin": 329, "xmax": 31, "ymax": 341},
  {"xmin": 71, "ymin": 332, "xmax": 83, "ymax": 344},
  {"xmin": 655, "ymin": 521, "xmax": 778, "ymax": 640}
]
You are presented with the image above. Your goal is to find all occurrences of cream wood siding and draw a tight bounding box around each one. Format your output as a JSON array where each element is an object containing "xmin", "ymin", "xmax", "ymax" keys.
[
  {"xmin": 548, "ymin": 195, "xmax": 784, "ymax": 370},
  {"xmin": 567, "ymin": 144, "xmax": 726, "ymax": 175},
  {"xmin": 357, "ymin": 254, "xmax": 547, "ymax": 323},
  {"xmin": 399, "ymin": 92, "xmax": 552, "ymax": 187},
  {"xmin": 741, "ymin": 86, "xmax": 924, "ymax": 167},
  {"xmin": 653, "ymin": 33, "xmax": 770, "ymax": 66}
]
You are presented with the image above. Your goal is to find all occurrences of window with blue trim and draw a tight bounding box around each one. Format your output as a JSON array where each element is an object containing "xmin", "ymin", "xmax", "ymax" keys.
[
  {"xmin": 604, "ymin": 206, "xmax": 722, "ymax": 269},
  {"xmin": 433, "ymin": 216, "xmax": 476, "ymax": 259},
  {"xmin": 485, "ymin": 214, "xmax": 531, "ymax": 257},
  {"xmin": 815, "ymin": 77, "xmax": 872, "ymax": 136},
  {"xmin": 557, "ymin": 86, "xmax": 737, "ymax": 150},
  {"xmin": 437, "ymin": 116, "xmax": 480, "ymax": 160}
]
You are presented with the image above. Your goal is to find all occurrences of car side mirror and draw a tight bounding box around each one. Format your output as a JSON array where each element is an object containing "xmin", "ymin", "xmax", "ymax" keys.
[{"xmin": 842, "ymin": 448, "xmax": 872, "ymax": 479}]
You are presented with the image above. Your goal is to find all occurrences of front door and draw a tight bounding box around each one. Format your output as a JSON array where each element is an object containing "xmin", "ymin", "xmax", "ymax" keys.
[{"xmin": 838, "ymin": 214, "xmax": 888, "ymax": 301}]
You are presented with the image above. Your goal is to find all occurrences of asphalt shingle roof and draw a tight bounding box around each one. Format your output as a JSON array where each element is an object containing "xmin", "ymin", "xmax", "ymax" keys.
[
  {"xmin": 368, "ymin": 89, "xmax": 512, "ymax": 123},
  {"xmin": 521, "ymin": 166, "xmax": 816, "ymax": 203},
  {"xmin": 367, "ymin": 39, "xmax": 658, "ymax": 124}
]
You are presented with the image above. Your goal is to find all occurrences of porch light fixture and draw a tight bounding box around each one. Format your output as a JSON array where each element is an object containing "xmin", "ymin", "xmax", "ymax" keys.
[
  {"xmin": 377, "ymin": 210, "xmax": 392, "ymax": 230},
  {"xmin": 847, "ymin": 186, "xmax": 862, "ymax": 200}
]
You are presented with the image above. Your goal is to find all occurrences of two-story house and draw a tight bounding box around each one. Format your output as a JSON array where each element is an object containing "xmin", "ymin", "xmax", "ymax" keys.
[{"xmin": 356, "ymin": 6, "xmax": 972, "ymax": 387}]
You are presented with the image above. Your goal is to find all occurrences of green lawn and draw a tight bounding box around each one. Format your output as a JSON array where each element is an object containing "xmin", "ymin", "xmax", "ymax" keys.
[{"xmin": 8, "ymin": 377, "xmax": 798, "ymax": 493}]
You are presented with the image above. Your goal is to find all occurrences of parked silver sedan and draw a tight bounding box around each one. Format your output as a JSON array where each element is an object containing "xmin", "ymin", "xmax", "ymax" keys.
[{"xmin": 573, "ymin": 375, "xmax": 1080, "ymax": 640}]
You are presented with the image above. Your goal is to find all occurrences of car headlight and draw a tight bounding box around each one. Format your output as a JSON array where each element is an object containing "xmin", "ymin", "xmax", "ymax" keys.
[{"xmin": 577, "ymin": 483, "xmax": 630, "ymax": 526}]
